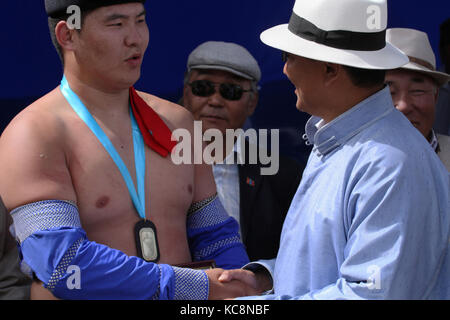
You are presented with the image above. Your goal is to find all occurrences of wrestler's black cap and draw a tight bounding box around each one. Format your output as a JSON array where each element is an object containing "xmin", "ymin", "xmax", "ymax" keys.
[{"xmin": 45, "ymin": 0, "xmax": 146, "ymax": 18}]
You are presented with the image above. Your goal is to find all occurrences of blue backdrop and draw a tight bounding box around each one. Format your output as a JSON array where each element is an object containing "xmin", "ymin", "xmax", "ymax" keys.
[{"xmin": 0, "ymin": 0, "xmax": 448, "ymax": 163}]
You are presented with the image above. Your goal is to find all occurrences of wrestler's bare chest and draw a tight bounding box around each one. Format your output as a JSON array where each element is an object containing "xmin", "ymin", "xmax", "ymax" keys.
[{"xmin": 63, "ymin": 113, "xmax": 194, "ymax": 265}]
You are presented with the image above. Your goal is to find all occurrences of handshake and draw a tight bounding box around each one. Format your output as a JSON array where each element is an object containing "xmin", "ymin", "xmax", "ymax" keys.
[
  {"xmin": 29, "ymin": 265, "xmax": 273, "ymax": 300},
  {"xmin": 204, "ymin": 267, "xmax": 272, "ymax": 300}
]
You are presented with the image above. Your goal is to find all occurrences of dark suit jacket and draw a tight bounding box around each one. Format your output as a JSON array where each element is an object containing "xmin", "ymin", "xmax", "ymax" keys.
[
  {"xmin": 0, "ymin": 197, "xmax": 31, "ymax": 299},
  {"xmin": 237, "ymin": 141, "xmax": 305, "ymax": 261}
]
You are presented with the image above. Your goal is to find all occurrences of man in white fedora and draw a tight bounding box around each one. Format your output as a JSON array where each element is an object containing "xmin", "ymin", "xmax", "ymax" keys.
[
  {"xmin": 385, "ymin": 28, "xmax": 450, "ymax": 171},
  {"xmin": 218, "ymin": 0, "xmax": 450, "ymax": 299}
]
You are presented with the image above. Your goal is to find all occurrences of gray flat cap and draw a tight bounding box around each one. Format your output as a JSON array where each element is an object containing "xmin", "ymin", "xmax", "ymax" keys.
[{"xmin": 187, "ymin": 41, "xmax": 261, "ymax": 82}]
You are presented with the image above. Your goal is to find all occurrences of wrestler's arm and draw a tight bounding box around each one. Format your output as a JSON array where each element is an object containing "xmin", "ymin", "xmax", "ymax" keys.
[
  {"xmin": 0, "ymin": 111, "xmax": 209, "ymax": 300},
  {"xmin": 183, "ymin": 112, "xmax": 249, "ymax": 270}
]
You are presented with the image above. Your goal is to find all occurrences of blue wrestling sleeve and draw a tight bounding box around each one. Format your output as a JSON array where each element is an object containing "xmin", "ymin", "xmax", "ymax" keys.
[
  {"xmin": 11, "ymin": 200, "xmax": 209, "ymax": 300},
  {"xmin": 187, "ymin": 195, "xmax": 249, "ymax": 270}
]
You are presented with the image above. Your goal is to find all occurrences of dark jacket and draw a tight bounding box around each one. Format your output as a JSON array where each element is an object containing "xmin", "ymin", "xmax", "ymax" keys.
[
  {"xmin": 237, "ymin": 141, "xmax": 305, "ymax": 261},
  {"xmin": 0, "ymin": 197, "xmax": 31, "ymax": 299}
]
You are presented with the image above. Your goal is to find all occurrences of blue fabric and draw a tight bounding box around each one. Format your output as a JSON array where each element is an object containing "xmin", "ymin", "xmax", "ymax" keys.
[
  {"xmin": 22, "ymin": 227, "xmax": 210, "ymax": 300},
  {"xmin": 187, "ymin": 196, "xmax": 249, "ymax": 269},
  {"xmin": 50, "ymin": 234, "xmax": 174, "ymax": 300},
  {"xmin": 10, "ymin": 197, "xmax": 247, "ymax": 298},
  {"xmin": 11, "ymin": 201, "xmax": 211, "ymax": 300},
  {"xmin": 21, "ymin": 228, "xmax": 83, "ymax": 285},
  {"xmin": 20, "ymin": 227, "xmax": 170, "ymax": 299},
  {"xmin": 238, "ymin": 87, "xmax": 450, "ymax": 300}
]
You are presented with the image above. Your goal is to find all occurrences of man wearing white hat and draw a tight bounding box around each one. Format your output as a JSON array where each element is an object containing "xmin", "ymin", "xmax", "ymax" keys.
[
  {"xmin": 219, "ymin": 0, "xmax": 450, "ymax": 299},
  {"xmin": 385, "ymin": 28, "xmax": 450, "ymax": 171}
]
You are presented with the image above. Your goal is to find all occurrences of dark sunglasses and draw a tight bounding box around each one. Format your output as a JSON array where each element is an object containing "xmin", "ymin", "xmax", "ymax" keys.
[{"xmin": 188, "ymin": 80, "xmax": 253, "ymax": 101}]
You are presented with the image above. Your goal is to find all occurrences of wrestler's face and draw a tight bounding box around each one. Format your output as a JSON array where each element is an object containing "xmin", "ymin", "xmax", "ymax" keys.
[
  {"xmin": 385, "ymin": 69, "xmax": 438, "ymax": 139},
  {"xmin": 72, "ymin": 3, "xmax": 149, "ymax": 90},
  {"xmin": 283, "ymin": 53, "xmax": 323, "ymax": 115},
  {"xmin": 183, "ymin": 70, "xmax": 258, "ymax": 135}
]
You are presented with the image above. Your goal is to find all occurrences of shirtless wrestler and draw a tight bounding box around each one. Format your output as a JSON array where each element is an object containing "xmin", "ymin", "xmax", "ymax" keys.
[{"xmin": 0, "ymin": 1, "xmax": 255, "ymax": 300}]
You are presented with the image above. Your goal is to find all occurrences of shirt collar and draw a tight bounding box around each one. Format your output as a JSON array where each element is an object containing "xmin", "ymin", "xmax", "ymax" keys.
[
  {"xmin": 220, "ymin": 132, "xmax": 245, "ymax": 165},
  {"xmin": 430, "ymin": 130, "xmax": 440, "ymax": 154},
  {"xmin": 304, "ymin": 86, "xmax": 395, "ymax": 156}
]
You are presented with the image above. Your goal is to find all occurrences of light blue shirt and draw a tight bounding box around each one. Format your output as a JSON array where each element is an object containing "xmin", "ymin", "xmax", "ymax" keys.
[{"xmin": 241, "ymin": 87, "xmax": 450, "ymax": 300}]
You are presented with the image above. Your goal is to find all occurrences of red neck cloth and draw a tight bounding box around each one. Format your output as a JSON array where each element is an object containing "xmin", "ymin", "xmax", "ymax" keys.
[{"xmin": 129, "ymin": 87, "xmax": 177, "ymax": 158}]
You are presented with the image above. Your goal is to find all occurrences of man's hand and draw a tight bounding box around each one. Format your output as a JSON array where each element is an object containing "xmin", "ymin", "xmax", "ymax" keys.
[
  {"xmin": 205, "ymin": 268, "xmax": 261, "ymax": 300},
  {"xmin": 31, "ymin": 281, "xmax": 60, "ymax": 300},
  {"xmin": 217, "ymin": 268, "xmax": 273, "ymax": 295}
]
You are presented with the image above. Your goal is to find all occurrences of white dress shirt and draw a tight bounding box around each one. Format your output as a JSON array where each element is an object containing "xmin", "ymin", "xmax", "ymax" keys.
[{"xmin": 212, "ymin": 136, "xmax": 245, "ymax": 237}]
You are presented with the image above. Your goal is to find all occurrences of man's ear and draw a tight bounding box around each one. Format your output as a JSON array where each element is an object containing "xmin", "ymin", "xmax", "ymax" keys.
[
  {"xmin": 323, "ymin": 62, "xmax": 341, "ymax": 87},
  {"xmin": 434, "ymin": 86, "xmax": 440, "ymax": 102},
  {"xmin": 55, "ymin": 20, "xmax": 76, "ymax": 52}
]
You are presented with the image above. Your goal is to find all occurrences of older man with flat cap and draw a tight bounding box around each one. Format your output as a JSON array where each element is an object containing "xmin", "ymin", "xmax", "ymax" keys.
[
  {"xmin": 385, "ymin": 28, "xmax": 450, "ymax": 171},
  {"xmin": 0, "ymin": 0, "xmax": 256, "ymax": 300},
  {"xmin": 182, "ymin": 41, "xmax": 304, "ymax": 261},
  {"xmin": 219, "ymin": 0, "xmax": 450, "ymax": 299}
]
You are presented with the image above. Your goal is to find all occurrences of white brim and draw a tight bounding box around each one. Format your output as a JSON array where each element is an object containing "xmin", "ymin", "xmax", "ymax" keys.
[
  {"xmin": 400, "ymin": 62, "xmax": 450, "ymax": 87},
  {"xmin": 261, "ymin": 24, "xmax": 409, "ymax": 70}
]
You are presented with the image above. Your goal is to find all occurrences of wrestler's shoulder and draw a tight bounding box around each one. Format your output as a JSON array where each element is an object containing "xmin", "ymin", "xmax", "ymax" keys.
[
  {"xmin": 136, "ymin": 91, "xmax": 194, "ymax": 131},
  {"xmin": 1, "ymin": 88, "xmax": 68, "ymax": 145}
]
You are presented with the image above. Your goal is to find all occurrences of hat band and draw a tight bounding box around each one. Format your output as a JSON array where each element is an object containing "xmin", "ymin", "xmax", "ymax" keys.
[
  {"xmin": 288, "ymin": 12, "xmax": 386, "ymax": 51},
  {"xmin": 408, "ymin": 56, "xmax": 435, "ymax": 71}
]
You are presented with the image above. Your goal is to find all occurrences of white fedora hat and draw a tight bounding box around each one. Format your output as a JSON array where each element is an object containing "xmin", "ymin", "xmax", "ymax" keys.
[
  {"xmin": 386, "ymin": 28, "xmax": 450, "ymax": 87},
  {"xmin": 260, "ymin": 0, "xmax": 408, "ymax": 70}
]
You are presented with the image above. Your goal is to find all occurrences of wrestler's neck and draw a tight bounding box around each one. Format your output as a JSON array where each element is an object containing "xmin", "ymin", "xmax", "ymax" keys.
[{"xmin": 63, "ymin": 68, "xmax": 131, "ymax": 117}]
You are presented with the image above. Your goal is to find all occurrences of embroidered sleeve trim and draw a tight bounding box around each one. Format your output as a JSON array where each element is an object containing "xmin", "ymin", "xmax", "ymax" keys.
[
  {"xmin": 187, "ymin": 196, "xmax": 230, "ymax": 230},
  {"xmin": 10, "ymin": 200, "xmax": 81, "ymax": 243},
  {"xmin": 172, "ymin": 267, "xmax": 209, "ymax": 300},
  {"xmin": 192, "ymin": 236, "xmax": 242, "ymax": 261},
  {"xmin": 187, "ymin": 194, "xmax": 218, "ymax": 216},
  {"xmin": 193, "ymin": 236, "xmax": 242, "ymax": 261},
  {"xmin": 151, "ymin": 265, "xmax": 162, "ymax": 300}
]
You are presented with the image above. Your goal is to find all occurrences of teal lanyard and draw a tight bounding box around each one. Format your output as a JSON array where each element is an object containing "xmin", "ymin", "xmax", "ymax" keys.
[{"xmin": 60, "ymin": 76, "xmax": 146, "ymax": 219}]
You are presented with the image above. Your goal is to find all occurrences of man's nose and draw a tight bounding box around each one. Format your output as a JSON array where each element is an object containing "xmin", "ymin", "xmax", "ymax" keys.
[
  {"xmin": 394, "ymin": 92, "xmax": 413, "ymax": 114},
  {"xmin": 125, "ymin": 24, "xmax": 145, "ymax": 47},
  {"xmin": 207, "ymin": 88, "xmax": 225, "ymax": 108}
]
